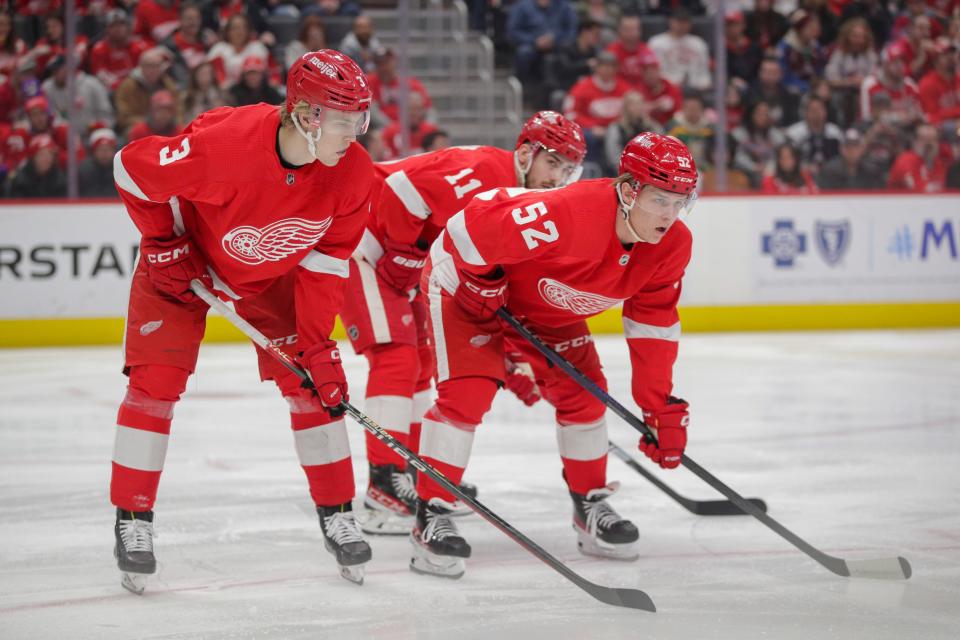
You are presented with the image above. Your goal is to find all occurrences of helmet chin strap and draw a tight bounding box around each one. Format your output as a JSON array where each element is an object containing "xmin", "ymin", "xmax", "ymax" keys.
[
  {"xmin": 616, "ymin": 182, "xmax": 645, "ymax": 243},
  {"xmin": 292, "ymin": 112, "xmax": 323, "ymax": 161},
  {"xmin": 513, "ymin": 148, "xmax": 534, "ymax": 187}
]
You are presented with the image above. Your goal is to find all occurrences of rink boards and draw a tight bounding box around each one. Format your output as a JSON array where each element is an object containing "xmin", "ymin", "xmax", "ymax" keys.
[{"xmin": 1, "ymin": 193, "xmax": 958, "ymax": 347}]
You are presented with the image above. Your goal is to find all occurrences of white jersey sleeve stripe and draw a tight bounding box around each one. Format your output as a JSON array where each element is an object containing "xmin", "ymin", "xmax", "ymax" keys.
[
  {"xmin": 622, "ymin": 317, "xmax": 681, "ymax": 341},
  {"xmin": 446, "ymin": 210, "xmax": 486, "ymax": 266},
  {"xmin": 385, "ymin": 170, "xmax": 431, "ymax": 220},
  {"xmin": 113, "ymin": 149, "xmax": 151, "ymax": 201},
  {"xmin": 299, "ymin": 250, "xmax": 350, "ymax": 278}
]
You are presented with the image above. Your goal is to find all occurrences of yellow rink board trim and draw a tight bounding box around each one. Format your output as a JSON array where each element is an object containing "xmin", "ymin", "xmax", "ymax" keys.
[{"xmin": 1, "ymin": 303, "xmax": 958, "ymax": 347}]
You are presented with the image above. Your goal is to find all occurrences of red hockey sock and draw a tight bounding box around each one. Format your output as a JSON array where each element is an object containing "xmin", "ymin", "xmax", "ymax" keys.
[
  {"xmin": 364, "ymin": 345, "xmax": 419, "ymax": 468},
  {"xmin": 561, "ymin": 457, "xmax": 608, "ymax": 495}
]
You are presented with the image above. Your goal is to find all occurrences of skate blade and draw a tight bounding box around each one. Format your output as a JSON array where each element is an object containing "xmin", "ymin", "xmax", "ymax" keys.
[
  {"xmin": 576, "ymin": 531, "xmax": 640, "ymax": 562},
  {"xmin": 120, "ymin": 571, "xmax": 148, "ymax": 595},
  {"xmin": 338, "ymin": 564, "xmax": 365, "ymax": 585},
  {"xmin": 409, "ymin": 536, "xmax": 466, "ymax": 579},
  {"xmin": 358, "ymin": 507, "xmax": 413, "ymax": 536}
]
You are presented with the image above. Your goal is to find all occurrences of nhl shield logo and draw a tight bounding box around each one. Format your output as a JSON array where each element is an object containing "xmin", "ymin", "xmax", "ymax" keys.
[{"xmin": 814, "ymin": 220, "xmax": 851, "ymax": 266}]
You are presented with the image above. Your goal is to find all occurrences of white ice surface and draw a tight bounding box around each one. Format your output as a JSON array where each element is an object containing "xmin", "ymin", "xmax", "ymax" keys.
[{"xmin": 1, "ymin": 330, "xmax": 958, "ymax": 639}]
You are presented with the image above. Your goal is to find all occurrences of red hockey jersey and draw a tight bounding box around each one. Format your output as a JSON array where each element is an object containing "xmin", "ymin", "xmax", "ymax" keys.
[
  {"xmin": 113, "ymin": 103, "xmax": 374, "ymax": 351},
  {"xmin": 436, "ymin": 179, "xmax": 691, "ymax": 412},
  {"xmin": 355, "ymin": 145, "xmax": 516, "ymax": 264}
]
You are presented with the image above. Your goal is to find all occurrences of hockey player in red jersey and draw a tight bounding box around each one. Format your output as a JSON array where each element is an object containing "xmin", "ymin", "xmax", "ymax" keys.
[
  {"xmin": 110, "ymin": 49, "xmax": 376, "ymax": 592},
  {"xmin": 410, "ymin": 132, "xmax": 698, "ymax": 578},
  {"xmin": 337, "ymin": 112, "xmax": 586, "ymax": 536}
]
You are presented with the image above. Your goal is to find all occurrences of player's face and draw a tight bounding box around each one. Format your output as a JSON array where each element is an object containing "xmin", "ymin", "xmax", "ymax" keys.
[
  {"xmin": 626, "ymin": 185, "xmax": 690, "ymax": 244},
  {"xmin": 526, "ymin": 150, "xmax": 580, "ymax": 189},
  {"xmin": 307, "ymin": 108, "xmax": 370, "ymax": 166}
]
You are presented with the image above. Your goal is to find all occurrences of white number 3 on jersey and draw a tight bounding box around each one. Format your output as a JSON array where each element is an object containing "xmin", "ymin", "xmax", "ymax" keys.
[{"xmin": 159, "ymin": 139, "xmax": 191, "ymax": 166}]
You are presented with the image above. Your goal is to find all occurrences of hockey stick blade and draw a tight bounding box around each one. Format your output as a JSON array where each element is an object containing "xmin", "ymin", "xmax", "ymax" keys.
[
  {"xmin": 499, "ymin": 308, "xmax": 912, "ymax": 582},
  {"xmin": 191, "ymin": 281, "xmax": 658, "ymax": 610},
  {"xmin": 608, "ymin": 441, "xmax": 768, "ymax": 516}
]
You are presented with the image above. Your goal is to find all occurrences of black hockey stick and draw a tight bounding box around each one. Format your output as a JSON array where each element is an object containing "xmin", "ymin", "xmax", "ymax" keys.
[
  {"xmin": 499, "ymin": 308, "xmax": 912, "ymax": 581},
  {"xmin": 190, "ymin": 281, "xmax": 656, "ymax": 611},
  {"xmin": 607, "ymin": 441, "xmax": 768, "ymax": 516}
]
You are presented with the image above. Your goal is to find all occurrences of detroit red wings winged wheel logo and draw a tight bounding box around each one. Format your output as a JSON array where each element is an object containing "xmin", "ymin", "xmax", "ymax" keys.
[
  {"xmin": 538, "ymin": 278, "xmax": 624, "ymax": 315},
  {"xmin": 221, "ymin": 217, "xmax": 333, "ymax": 265}
]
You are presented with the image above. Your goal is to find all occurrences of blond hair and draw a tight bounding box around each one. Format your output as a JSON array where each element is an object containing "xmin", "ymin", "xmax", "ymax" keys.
[{"xmin": 278, "ymin": 100, "xmax": 312, "ymax": 129}]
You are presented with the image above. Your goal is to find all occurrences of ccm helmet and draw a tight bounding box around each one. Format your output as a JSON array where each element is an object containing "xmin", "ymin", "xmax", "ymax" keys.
[{"xmin": 619, "ymin": 132, "xmax": 697, "ymax": 195}]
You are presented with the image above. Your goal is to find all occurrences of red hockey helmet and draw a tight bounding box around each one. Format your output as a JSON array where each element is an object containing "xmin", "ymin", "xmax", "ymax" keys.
[
  {"xmin": 619, "ymin": 132, "xmax": 698, "ymax": 196},
  {"xmin": 286, "ymin": 49, "xmax": 372, "ymax": 133},
  {"xmin": 516, "ymin": 110, "xmax": 586, "ymax": 164}
]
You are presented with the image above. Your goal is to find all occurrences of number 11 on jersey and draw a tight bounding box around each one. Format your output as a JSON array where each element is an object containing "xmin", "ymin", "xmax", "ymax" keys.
[{"xmin": 511, "ymin": 201, "xmax": 559, "ymax": 250}]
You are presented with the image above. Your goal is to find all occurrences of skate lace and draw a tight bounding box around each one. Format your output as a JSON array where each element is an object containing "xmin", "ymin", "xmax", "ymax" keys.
[
  {"xmin": 118, "ymin": 518, "xmax": 154, "ymax": 553},
  {"xmin": 423, "ymin": 503, "xmax": 460, "ymax": 542},
  {"xmin": 583, "ymin": 499, "xmax": 621, "ymax": 536},
  {"xmin": 391, "ymin": 471, "xmax": 417, "ymax": 504},
  {"xmin": 324, "ymin": 511, "xmax": 364, "ymax": 546}
]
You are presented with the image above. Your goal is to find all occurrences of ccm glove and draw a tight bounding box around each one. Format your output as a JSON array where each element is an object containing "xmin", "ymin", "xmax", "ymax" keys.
[
  {"xmin": 640, "ymin": 396, "xmax": 689, "ymax": 469},
  {"xmin": 140, "ymin": 235, "xmax": 210, "ymax": 303},
  {"xmin": 505, "ymin": 356, "xmax": 540, "ymax": 406},
  {"xmin": 376, "ymin": 239, "xmax": 428, "ymax": 294},
  {"xmin": 302, "ymin": 340, "xmax": 348, "ymax": 415},
  {"xmin": 454, "ymin": 268, "xmax": 508, "ymax": 321}
]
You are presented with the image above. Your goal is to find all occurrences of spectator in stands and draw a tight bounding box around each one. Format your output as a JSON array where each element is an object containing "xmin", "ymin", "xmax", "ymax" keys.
[
  {"xmin": 548, "ymin": 18, "xmax": 601, "ymax": 102},
  {"xmin": 888, "ymin": 123, "xmax": 950, "ymax": 191},
  {"xmin": 128, "ymin": 89, "xmax": 183, "ymax": 141},
  {"xmin": 605, "ymin": 14, "xmax": 653, "ymax": 89},
  {"xmin": 817, "ymin": 127, "xmax": 885, "ymax": 189},
  {"xmin": 732, "ymin": 100, "xmax": 787, "ymax": 186},
  {"xmin": 359, "ymin": 126, "xmax": 389, "ymax": 161},
  {"xmin": 115, "ymin": 47, "xmax": 181, "ymax": 134},
  {"xmin": 724, "ymin": 77, "xmax": 748, "ymax": 131},
  {"xmin": 6, "ymin": 134, "xmax": 66, "ymax": 199},
  {"xmin": 367, "ymin": 47, "xmax": 433, "ymax": 124},
  {"xmin": 825, "ymin": 17, "xmax": 878, "ymax": 127},
  {"xmin": 637, "ymin": 55, "xmax": 683, "ymax": 126},
  {"xmin": 134, "ymin": 0, "xmax": 181, "ymax": 45},
  {"xmin": 6, "ymin": 95, "xmax": 78, "ymax": 171},
  {"xmin": 161, "ymin": 3, "xmax": 213, "ymax": 86},
  {"xmin": 0, "ymin": 76, "xmax": 16, "ymax": 125},
  {"xmin": 381, "ymin": 91, "xmax": 439, "ymax": 159},
  {"xmin": 89, "ymin": 9, "xmax": 151, "ymax": 91},
  {"xmin": 182, "ymin": 60, "xmax": 227, "ymax": 122},
  {"xmin": 207, "ymin": 13, "xmax": 270, "ymax": 88},
  {"xmin": 858, "ymin": 93, "xmax": 907, "ymax": 175},
  {"xmin": 576, "ymin": 0, "xmax": 619, "ymax": 46},
  {"xmin": 748, "ymin": 56, "xmax": 801, "ymax": 128},
  {"xmin": 778, "ymin": 9, "xmax": 826, "ymax": 94},
  {"xmin": 563, "ymin": 50, "xmax": 630, "ymax": 146},
  {"xmin": 604, "ymin": 90, "xmax": 662, "ymax": 174},
  {"xmin": 422, "ymin": 129, "xmax": 450, "ymax": 152},
  {"xmin": 800, "ymin": 0, "xmax": 838, "ymax": 45},
  {"xmin": 302, "ymin": 0, "xmax": 362, "ymax": 19},
  {"xmin": 698, "ymin": 136, "xmax": 752, "ymax": 192},
  {"xmin": 228, "ymin": 55, "xmax": 282, "ymax": 106},
  {"xmin": 648, "ymin": 8, "xmax": 712, "ymax": 91},
  {"xmin": 79, "ymin": 128, "xmax": 119, "ymax": 198},
  {"xmin": 890, "ymin": 0, "xmax": 939, "ymax": 42},
  {"xmin": 339, "ymin": 14, "xmax": 382, "ymax": 72},
  {"xmin": 506, "ymin": 0, "xmax": 578, "ymax": 83},
  {"xmin": 726, "ymin": 11, "xmax": 762, "ymax": 82},
  {"xmin": 918, "ymin": 39, "xmax": 960, "ymax": 134},
  {"xmin": 29, "ymin": 13, "xmax": 89, "ymax": 78},
  {"xmin": 762, "ymin": 143, "xmax": 818, "ymax": 193},
  {"xmin": 40, "ymin": 55, "xmax": 115, "ymax": 134},
  {"xmin": 897, "ymin": 14, "xmax": 937, "ymax": 80},
  {"xmin": 667, "ymin": 92, "xmax": 715, "ymax": 169},
  {"xmin": 0, "ymin": 12, "xmax": 27, "ymax": 80},
  {"xmin": 285, "ymin": 15, "xmax": 327, "ymax": 70},
  {"xmin": 745, "ymin": 0, "xmax": 789, "ymax": 52},
  {"xmin": 840, "ymin": 0, "xmax": 892, "ymax": 51},
  {"xmin": 13, "ymin": 55, "xmax": 42, "ymax": 102},
  {"xmin": 860, "ymin": 43, "xmax": 923, "ymax": 130},
  {"xmin": 946, "ymin": 157, "xmax": 960, "ymax": 188},
  {"xmin": 786, "ymin": 96, "xmax": 843, "ymax": 173}
]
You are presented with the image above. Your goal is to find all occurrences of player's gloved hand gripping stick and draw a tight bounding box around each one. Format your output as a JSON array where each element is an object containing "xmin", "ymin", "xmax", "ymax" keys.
[
  {"xmin": 189, "ymin": 279, "xmax": 657, "ymax": 612},
  {"xmin": 498, "ymin": 307, "xmax": 913, "ymax": 581}
]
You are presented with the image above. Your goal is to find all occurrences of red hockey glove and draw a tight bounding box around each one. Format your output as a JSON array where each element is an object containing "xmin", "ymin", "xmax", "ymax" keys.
[
  {"xmin": 140, "ymin": 235, "xmax": 210, "ymax": 303},
  {"xmin": 302, "ymin": 340, "xmax": 348, "ymax": 415},
  {"xmin": 454, "ymin": 268, "xmax": 508, "ymax": 321},
  {"xmin": 640, "ymin": 396, "xmax": 689, "ymax": 469},
  {"xmin": 376, "ymin": 239, "xmax": 429, "ymax": 294},
  {"xmin": 505, "ymin": 357, "xmax": 540, "ymax": 406}
]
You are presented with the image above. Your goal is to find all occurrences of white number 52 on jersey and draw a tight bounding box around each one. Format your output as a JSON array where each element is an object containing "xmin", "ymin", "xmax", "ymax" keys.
[
  {"xmin": 511, "ymin": 201, "xmax": 558, "ymax": 250},
  {"xmin": 159, "ymin": 138, "xmax": 191, "ymax": 166}
]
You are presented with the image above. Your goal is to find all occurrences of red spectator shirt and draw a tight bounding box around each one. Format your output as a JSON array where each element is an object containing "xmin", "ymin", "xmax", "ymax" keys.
[
  {"xmin": 381, "ymin": 120, "xmax": 440, "ymax": 159},
  {"xmin": 169, "ymin": 30, "xmax": 208, "ymax": 70},
  {"xmin": 436, "ymin": 179, "xmax": 691, "ymax": 413},
  {"xmin": 860, "ymin": 75, "xmax": 922, "ymax": 121},
  {"xmin": 356, "ymin": 145, "xmax": 516, "ymax": 265},
  {"xmin": 15, "ymin": 0, "xmax": 60, "ymax": 15},
  {"xmin": 28, "ymin": 35, "xmax": 89, "ymax": 77},
  {"xmin": 134, "ymin": 0, "xmax": 181, "ymax": 45},
  {"xmin": 0, "ymin": 37, "xmax": 27, "ymax": 78},
  {"xmin": 887, "ymin": 149, "xmax": 949, "ymax": 192},
  {"xmin": 4, "ymin": 118, "xmax": 83, "ymax": 170},
  {"xmin": 127, "ymin": 121, "xmax": 185, "ymax": 142},
  {"xmin": 605, "ymin": 40, "xmax": 656, "ymax": 88},
  {"xmin": 638, "ymin": 78, "xmax": 683, "ymax": 126},
  {"xmin": 918, "ymin": 70, "xmax": 960, "ymax": 124},
  {"xmin": 563, "ymin": 75, "xmax": 631, "ymax": 129},
  {"xmin": 367, "ymin": 73, "xmax": 432, "ymax": 123},
  {"xmin": 760, "ymin": 172, "xmax": 818, "ymax": 194},
  {"xmin": 89, "ymin": 37, "xmax": 151, "ymax": 90},
  {"xmin": 112, "ymin": 103, "xmax": 374, "ymax": 351}
]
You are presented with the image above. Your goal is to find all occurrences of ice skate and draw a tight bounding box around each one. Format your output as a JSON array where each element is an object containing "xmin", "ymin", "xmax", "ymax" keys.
[
  {"xmin": 318, "ymin": 503, "xmax": 372, "ymax": 584},
  {"xmin": 570, "ymin": 482, "xmax": 640, "ymax": 561},
  {"xmin": 409, "ymin": 498, "xmax": 471, "ymax": 579},
  {"xmin": 360, "ymin": 463, "xmax": 416, "ymax": 535},
  {"xmin": 114, "ymin": 508, "xmax": 156, "ymax": 595}
]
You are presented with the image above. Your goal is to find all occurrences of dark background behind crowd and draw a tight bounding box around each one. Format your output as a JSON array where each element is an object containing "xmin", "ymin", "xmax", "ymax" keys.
[{"xmin": 1, "ymin": 0, "xmax": 959, "ymax": 199}]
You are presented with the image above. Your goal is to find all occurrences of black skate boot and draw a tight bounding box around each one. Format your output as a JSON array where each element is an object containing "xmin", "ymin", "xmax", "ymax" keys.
[
  {"xmin": 114, "ymin": 508, "xmax": 156, "ymax": 595},
  {"xmin": 360, "ymin": 463, "xmax": 416, "ymax": 535},
  {"xmin": 409, "ymin": 498, "xmax": 472, "ymax": 579},
  {"xmin": 570, "ymin": 482, "xmax": 640, "ymax": 561},
  {"xmin": 318, "ymin": 502, "xmax": 372, "ymax": 585},
  {"xmin": 407, "ymin": 467, "xmax": 477, "ymax": 517}
]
